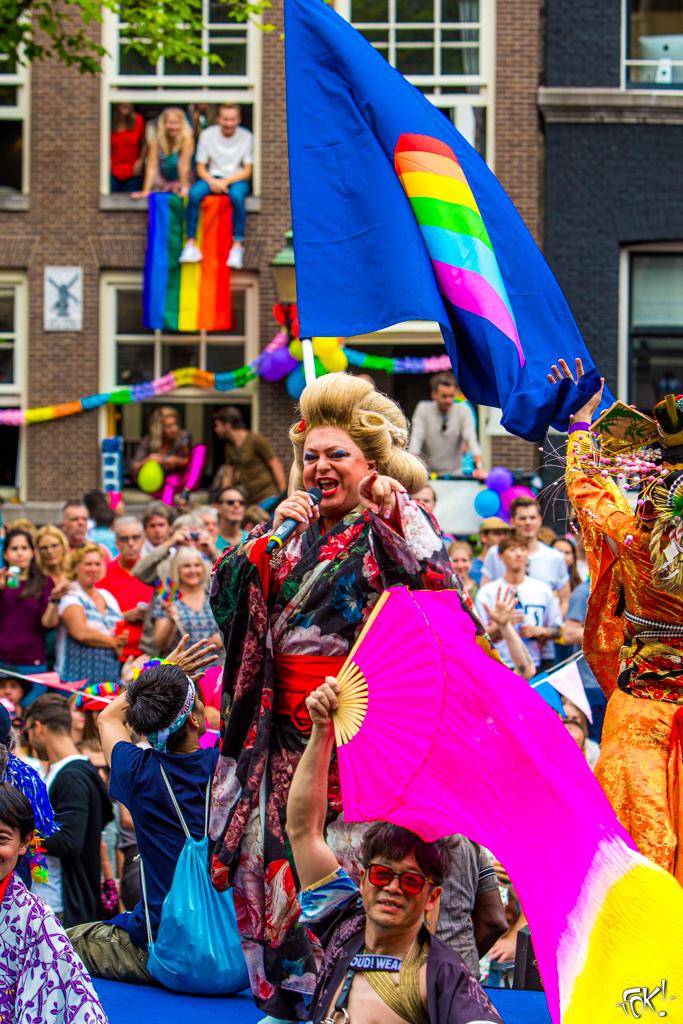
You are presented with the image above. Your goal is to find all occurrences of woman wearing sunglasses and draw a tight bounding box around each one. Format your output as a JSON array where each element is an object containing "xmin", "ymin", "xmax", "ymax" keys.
[{"xmin": 285, "ymin": 678, "xmax": 502, "ymax": 1024}]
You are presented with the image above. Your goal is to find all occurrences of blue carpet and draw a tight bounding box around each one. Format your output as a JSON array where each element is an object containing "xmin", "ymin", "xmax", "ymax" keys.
[{"xmin": 95, "ymin": 979, "xmax": 551, "ymax": 1023}]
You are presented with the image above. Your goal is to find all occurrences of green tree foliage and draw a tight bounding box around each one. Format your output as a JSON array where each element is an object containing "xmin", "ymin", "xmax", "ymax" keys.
[{"xmin": 0, "ymin": 0, "xmax": 273, "ymax": 75}]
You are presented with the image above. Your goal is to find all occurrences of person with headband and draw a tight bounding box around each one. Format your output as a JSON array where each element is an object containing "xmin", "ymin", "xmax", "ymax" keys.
[
  {"xmin": 0, "ymin": 783, "xmax": 108, "ymax": 1023},
  {"xmin": 67, "ymin": 637, "xmax": 217, "ymax": 984},
  {"xmin": 209, "ymin": 372, "xmax": 482, "ymax": 1021}
]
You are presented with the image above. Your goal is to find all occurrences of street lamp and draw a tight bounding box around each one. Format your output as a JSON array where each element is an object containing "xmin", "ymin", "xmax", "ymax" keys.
[
  {"xmin": 271, "ymin": 230, "xmax": 297, "ymax": 304},
  {"xmin": 270, "ymin": 230, "xmax": 316, "ymax": 384}
]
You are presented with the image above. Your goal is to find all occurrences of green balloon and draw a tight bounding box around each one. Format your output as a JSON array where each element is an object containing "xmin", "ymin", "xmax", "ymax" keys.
[{"xmin": 137, "ymin": 459, "xmax": 165, "ymax": 494}]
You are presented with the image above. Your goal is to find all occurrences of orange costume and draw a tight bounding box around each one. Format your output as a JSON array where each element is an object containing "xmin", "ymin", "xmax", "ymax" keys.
[{"xmin": 565, "ymin": 400, "xmax": 683, "ymax": 883}]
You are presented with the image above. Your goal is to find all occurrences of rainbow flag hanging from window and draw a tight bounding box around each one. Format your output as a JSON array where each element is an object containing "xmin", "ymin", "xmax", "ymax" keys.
[{"xmin": 143, "ymin": 193, "xmax": 233, "ymax": 332}]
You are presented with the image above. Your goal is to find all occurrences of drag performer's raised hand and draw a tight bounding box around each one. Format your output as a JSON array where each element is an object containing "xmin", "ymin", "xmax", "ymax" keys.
[
  {"xmin": 547, "ymin": 357, "xmax": 605, "ymax": 426},
  {"xmin": 358, "ymin": 470, "xmax": 406, "ymax": 519},
  {"xmin": 272, "ymin": 489, "xmax": 321, "ymax": 541}
]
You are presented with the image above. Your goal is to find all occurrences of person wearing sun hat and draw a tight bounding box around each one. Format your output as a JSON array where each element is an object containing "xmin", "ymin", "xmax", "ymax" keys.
[
  {"xmin": 551, "ymin": 357, "xmax": 683, "ymax": 882},
  {"xmin": 470, "ymin": 516, "xmax": 512, "ymax": 588}
]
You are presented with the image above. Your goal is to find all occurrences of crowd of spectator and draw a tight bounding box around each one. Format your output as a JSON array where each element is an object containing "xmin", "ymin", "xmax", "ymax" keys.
[
  {"xmin": 0, "ymin": 376, "xmax": 606, "ymax": 1016},
  {"xmin": 111, "ymin": 101, "xmax": 253, "ymax": 270}
]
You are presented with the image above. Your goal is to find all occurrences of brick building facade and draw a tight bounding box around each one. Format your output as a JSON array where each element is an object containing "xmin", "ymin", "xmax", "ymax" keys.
[
  {"xmin": 541, "ymin": 0, "xmax": 683, "ymax": 411},
  {"xmin": 0, "ymin": 0, "xmax": 545, "ymax": 506}
]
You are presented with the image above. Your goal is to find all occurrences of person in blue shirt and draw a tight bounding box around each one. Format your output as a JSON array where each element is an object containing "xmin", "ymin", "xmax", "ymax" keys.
[{"xmin": 67, "ymin": 635, "xmax": 217, "ymax": 983}]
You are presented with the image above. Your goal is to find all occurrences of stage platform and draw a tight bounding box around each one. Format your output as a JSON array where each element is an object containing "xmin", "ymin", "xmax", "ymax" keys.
[{"xmin": 95, "ymin": 979, "xmax": 552, "ymax": 1023}]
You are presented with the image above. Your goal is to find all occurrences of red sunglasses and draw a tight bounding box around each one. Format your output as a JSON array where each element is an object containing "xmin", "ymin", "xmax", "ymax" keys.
[{"xmin": 366, "ymin": 863, "xmax": 432, "ymax": 896}]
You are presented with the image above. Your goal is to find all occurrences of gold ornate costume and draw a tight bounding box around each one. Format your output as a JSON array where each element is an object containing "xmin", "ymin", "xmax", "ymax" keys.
[{"xmin": 566, "ymin": 421, "xmax": 683, "ymax": 881}]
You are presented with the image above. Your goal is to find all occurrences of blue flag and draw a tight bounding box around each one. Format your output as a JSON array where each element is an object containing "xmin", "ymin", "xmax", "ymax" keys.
[{"xmin": 284, "ymin": 0, "xmax": 613, "ymax": 441}]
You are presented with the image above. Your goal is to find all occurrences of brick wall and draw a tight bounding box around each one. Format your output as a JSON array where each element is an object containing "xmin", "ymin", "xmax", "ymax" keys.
[
  {"xmin": 0, "ymin": 46, "xmax": 147, "ymax": 500},
  {"xmin": 544, "ymin": 122, "xmax": 683, "ymax": 389},
  {"xmin": 494, "ymin": 0, "xmax": 542, "ymax": 243},
  {"xmin": 251, "ymin": 1, "xmax": 302, "ymax": 467},
  {"xmin": 545, "ymin": 0, "xmax": 621, "ymax": 88},
  {"xmin": 493, "ymin": 0, "xmax": 543, "ymax": 470}
]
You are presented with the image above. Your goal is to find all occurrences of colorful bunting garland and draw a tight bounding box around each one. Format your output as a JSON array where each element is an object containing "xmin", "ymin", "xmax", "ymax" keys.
[{"xmin": 0, "ymin": 349, "xmax": 452, "ymax": 427}]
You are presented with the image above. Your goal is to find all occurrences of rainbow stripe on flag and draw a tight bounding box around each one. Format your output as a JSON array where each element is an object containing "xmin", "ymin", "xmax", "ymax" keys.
[
  {"xmin": 143, "ymin": 193, "xmax": 233, "ymax": 332},
  {"xmin": 394, "ymin": 133, "xmax": 524, "ymax": 366}
]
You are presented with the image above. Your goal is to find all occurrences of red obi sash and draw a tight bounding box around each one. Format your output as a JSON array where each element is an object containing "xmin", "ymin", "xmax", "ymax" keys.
[{"xmin": 274, "ymin": 653, "xmax": 346, "ymax": 733}]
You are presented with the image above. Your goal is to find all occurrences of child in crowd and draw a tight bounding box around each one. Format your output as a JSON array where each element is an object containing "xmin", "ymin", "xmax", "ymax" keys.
[{"xmin": 0, "ymin": 782, "xmax": 108, "ymax": 1021}]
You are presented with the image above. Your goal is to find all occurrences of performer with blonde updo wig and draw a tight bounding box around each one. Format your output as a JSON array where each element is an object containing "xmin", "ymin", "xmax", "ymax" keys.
[{"xmin": 209, "ymin": 373, "xmax": 473, "ymax": 1021}]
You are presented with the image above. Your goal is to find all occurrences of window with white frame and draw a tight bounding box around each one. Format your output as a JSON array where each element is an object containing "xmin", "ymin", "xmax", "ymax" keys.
[
  {"xmin": 101, "ymin": 5, "xmax": 260, "ymax": 194},
  {"xmin": 101, "ymin": 273, "xmax": 259, "ymax": 484},
  {"xmin": 336, "ymin": 0, "xmax": 492, "ymax": 159},
  {"xmin": 629, "ymin": 253, "xmax": 683, "ymax": 411},
  {"xmin": 0, "ymin": 275, "xmax": 26, "ymax": 492},
  {"xmin": 625, "ymin": 0, "xmax": 683, "ymax": 87},
  {"xmin": 0, "ymin": 56, "xmax": 28, "ymax": 193}
]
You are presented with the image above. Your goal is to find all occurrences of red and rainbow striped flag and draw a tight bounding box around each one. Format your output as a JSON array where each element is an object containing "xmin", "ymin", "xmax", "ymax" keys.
[{"xmin": 143, "ymin": 193, "xmax": 233, "ymax": 331}]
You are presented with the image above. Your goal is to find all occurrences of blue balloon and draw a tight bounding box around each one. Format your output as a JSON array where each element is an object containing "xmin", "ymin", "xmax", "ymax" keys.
[
  {"xmin": 474, "ymin": 488, "xmax": 502, "ymax": 518},
  {"xmin": 286, "ymin": 363, "xmax": 306, "ymax": 400}
]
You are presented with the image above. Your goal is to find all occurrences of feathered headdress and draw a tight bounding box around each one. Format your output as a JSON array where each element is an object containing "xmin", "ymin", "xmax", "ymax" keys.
[{"xmin": 590, "ymin": 394, "xmax": 683, "ymax": 593}]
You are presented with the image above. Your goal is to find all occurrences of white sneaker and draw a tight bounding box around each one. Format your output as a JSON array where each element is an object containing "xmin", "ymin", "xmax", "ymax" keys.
[
  {"xmin": 227, "ymin": 244, "xmax": 244, "ymax": 269},
  {"xmin": 179, "ymin": 241, "xmax": 203, "ymax": 263}
]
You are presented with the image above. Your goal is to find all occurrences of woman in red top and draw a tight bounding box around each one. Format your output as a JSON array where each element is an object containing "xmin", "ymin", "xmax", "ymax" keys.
[{"xmin": 110, "ymin": 103, "xmax": 147, "ymax": 193}]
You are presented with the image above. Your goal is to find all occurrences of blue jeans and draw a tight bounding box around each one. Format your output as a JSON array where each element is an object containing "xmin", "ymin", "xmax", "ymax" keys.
[
  {"xmin": 186, "ymin": 179, "xmax": 250, "ymax": 241},
  {"xmin": 110, "ymin": 174, "xmax": 142, "ymax": 193}
]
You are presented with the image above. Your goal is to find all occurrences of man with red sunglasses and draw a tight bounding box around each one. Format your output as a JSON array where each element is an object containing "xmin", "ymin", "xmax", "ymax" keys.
[{"xmin": 286, "ymin": 678, "xmax": 502, "ymax": 1024}]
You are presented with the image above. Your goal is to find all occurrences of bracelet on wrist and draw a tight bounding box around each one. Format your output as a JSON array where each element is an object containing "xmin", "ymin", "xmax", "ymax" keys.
[{"xmin": 568, "ymin": 420, "xmax": 591, "ymax": 435}]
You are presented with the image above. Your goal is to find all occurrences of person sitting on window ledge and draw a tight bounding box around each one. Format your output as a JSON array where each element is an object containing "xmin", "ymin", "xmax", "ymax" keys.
[
  {"xmin": 130, "ymin": 406, "xmax": 191, "ymax": 485},
  {"xmin": 179, "ymin": 103, "xmax": 253, "ymax": 271},
  {"xmin": 110, "ymin": 103, "xmax": 147, "ymax": 194},
  {"xmin": 132, "ymin": 107, "xmax": 194, "ymax": 200}
]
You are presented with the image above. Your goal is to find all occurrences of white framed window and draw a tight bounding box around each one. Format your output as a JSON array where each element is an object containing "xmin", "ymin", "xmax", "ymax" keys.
[
  {"xmin": 0, "ymin": 274, "xmax": 27, "ymax": 497},
  {"xmin": 0, "ymin": 56, "xmax": 29, "ymax": 194},
  {"xmin": 336, "ymin": 0, "xmax": 494, "ymax": 160},
  {"xmin": 619, "ymin": 247, "xmax": 683, "ymax": 410},
  {"xmin": 623, "ymin": 0, "xmax": 683, "ymax": 88},
  {"xmin": 99, "ymin": 272, "xmax": 260, "ymax": 484},
  {"xmin": 100, "ymin": 6, "xmax": 261, "ymax": 194},
  {"xmin": 0, "ymin": 274, "xmax": 27, "ymax": 397}
]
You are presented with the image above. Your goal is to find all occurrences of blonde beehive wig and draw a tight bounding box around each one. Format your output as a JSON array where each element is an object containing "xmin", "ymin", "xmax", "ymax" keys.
[{"xmin": 289, "ymin": 373, "xmax": 427, "ymax": 493}]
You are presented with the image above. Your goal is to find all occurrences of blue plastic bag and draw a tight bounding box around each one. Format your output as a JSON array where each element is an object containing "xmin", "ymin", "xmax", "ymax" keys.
[{"xmin": 140, "ymin": 766, "xmax": 249, "ymax": 995}]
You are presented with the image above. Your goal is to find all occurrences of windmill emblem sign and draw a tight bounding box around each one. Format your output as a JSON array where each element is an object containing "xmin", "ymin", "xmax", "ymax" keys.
[{"xmin": 44, "ymin": 267, "xmax": 83, "ymax": 331}]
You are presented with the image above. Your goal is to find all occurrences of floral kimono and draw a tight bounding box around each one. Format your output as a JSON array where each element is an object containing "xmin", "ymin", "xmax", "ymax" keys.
[
  {"xmin": 0, "ymin": 871, "xmax": 108, "ymax": 1023},
  {"xmin": 209, "ymin": 494, "xmax": 471, "ymax": 1019}
]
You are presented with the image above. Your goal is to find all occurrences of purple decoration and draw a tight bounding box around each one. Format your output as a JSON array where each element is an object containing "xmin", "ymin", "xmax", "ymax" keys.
[
  {"xmin": 500, "ymin": 484, "xmax": 536, "ymax": 514},
  {"xmin": 486, "ymin": 466, "xmax": 514, "ymax": 494},
  {"xmin": 260, "ymin": 347, "xmax": 299, "ymax": 382}
]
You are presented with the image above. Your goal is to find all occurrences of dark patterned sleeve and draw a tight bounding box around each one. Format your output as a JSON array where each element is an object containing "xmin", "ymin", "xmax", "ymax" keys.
[{"xmin": 428, "ymin": 943, "xmax": 503, "ymax": 1024}]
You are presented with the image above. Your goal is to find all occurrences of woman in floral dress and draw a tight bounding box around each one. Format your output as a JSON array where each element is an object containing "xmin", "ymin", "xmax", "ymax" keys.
[{"xmin": 209, "ymin": 373, "xmax": 474, "ymax": 1020}]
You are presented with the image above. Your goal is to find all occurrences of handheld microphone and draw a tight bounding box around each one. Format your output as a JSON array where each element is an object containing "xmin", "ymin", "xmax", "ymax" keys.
[{"xmin": 265, "ymin": 487, "xmax": 323, "ymax": 554}]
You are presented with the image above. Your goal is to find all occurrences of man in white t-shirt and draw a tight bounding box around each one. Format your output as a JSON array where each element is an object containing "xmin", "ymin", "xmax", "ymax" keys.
[
  {"xmin": 475, "ymin": 536, "xmax": 562, "ymax": 672},
  {"xmin": 481, "ymin": 496, "xmax": 570, "ymax": 609},
  {"xmin": 179, "ymin": 103, "xmax": 253, "ymax": 270}
]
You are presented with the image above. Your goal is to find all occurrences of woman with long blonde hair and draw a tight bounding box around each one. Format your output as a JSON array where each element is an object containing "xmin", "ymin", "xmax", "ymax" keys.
[
  {"xmin": 131, "ymin": 406, "xmax": 191, "ymax": 481},
  {"xmin": 132, "ymin": 106, "xmax": 194, "ymax": 199},
  {"xmin": 35, "ymin": 525, "xmax": 70, "ymax": 586},
  {"xmin": 209, "ymin": 373, "xmax": 471, "ymax": 1018}
]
